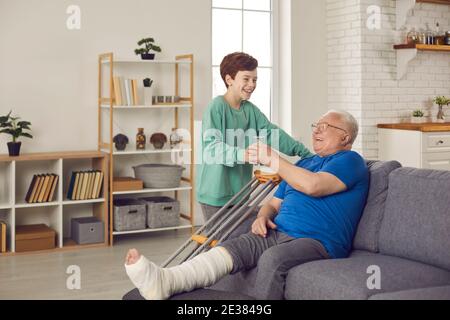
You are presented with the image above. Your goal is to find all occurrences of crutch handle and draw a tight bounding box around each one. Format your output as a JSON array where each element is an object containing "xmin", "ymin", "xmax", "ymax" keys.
[
  {"xmin": 191, "ymin": 235, "xmax": 218, "ymax": 247},
  {"xmin": 254, "ymin": 170, "xmax": 281, "ymax": 185}
]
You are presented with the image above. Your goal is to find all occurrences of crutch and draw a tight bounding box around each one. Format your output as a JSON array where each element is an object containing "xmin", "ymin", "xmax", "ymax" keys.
[{"xmin": 161, "ymin": 170, "xmax": 281, "ymax": 267}]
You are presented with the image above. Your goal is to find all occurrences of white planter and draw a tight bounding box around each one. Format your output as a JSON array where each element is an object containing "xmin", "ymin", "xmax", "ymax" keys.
[
  {"xmin": 410, "ymin": 117, "xmax": 425, "ymax": 123},
  {"xmin": 143, "ymin": 87, "xmax": 153, "ymax": 106}
]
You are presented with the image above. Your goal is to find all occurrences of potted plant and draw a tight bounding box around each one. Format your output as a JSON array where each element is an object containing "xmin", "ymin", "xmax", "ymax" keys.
[
  {"xmin": 134, "ymin": 37, "xmax": 161, "ymax": 60},
  {"xmin": 411, "ymin": 109, "xmax": 425, "ymax": 123},
  {"xmin": 0, "ymin": 110, "xmax": 33, "ymax": 156},
  {"xmin": 433, "ymin": 96, "xmax": 450, "ymax": 122}
]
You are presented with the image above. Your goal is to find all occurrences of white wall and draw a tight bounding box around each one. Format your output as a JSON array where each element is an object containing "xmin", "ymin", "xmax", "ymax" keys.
[
  {"xmin": 0, "ymin": 0, "xmax": 211, "ymax": 153},
  {"xmin": 327, "ymin": 0, "xmax": 450, "ymax": 159},
  {"xmin": 290, "ymin": 0, "xmax": 328, "ymax": 150}
]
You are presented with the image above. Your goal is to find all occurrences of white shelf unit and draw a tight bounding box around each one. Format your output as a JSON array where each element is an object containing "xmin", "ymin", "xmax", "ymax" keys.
[
  {"xmin": 0, "ymin": 151, "xmax": 109, "ymax": 255},
  {"xmin": 98, "ymin": 53, "xmax": 195, "ymax": 244}
]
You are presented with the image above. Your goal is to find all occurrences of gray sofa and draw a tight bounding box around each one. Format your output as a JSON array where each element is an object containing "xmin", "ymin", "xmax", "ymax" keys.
[{"xmin": 123, "ymin": 161, "xmax": 450, "ymax": 300}]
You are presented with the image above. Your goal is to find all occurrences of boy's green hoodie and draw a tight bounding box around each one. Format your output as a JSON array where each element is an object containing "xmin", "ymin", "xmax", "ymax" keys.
[{"xmin": 196, "ymin": 96, "xmax": 313, "ymax": 206}]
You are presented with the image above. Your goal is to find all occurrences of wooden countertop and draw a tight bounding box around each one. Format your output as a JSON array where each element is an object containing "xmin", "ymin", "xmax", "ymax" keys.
[{"xmin": 377, "ymin": 122, "xmax": 450, "ymax": 132}]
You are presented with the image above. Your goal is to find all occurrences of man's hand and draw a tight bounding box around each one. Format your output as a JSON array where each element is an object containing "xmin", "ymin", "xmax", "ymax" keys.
[
  {"xmin": 251, "ymin": 216, "xmax": 277, "ymax": 238},
  {"xmin": 247, "ymin": 142, "xmax": 280, "ymax": 169}
]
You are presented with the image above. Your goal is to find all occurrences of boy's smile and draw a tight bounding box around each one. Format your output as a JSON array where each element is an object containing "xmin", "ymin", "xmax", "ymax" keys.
[{"xmin": 226, "ymin": 69, "xmax": 257, "ymax": 103}]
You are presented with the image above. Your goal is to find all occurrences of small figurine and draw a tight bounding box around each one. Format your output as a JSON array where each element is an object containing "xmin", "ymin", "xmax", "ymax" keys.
[
  {"xmin": 113, "ymin": 133, "xmax": 129, "ymax": 151},
  {"xmin": 169, "ymin": 128, "xmax": 183, "ymax": 149},
  {"xmin": 150, "ymin": 132, "xmax": 167, "ymax": 149}
]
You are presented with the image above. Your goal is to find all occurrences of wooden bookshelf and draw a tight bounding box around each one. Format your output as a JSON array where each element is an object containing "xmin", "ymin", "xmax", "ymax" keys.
[
  {"xmin": 0, "ymin": 151, "xmax": 108, "ymax": 255},
  {"xmin": 98, "ymin": 52, "xmax": 195, "ymax": 245}
]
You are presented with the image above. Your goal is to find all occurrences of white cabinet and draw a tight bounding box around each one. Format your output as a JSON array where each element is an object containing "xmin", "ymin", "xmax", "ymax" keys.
[{"xmin": 378, "ymin": 126, "xmax": 450, "ymax": 170}]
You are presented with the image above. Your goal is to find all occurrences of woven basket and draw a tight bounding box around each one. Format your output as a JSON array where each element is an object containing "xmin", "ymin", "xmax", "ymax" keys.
[{"xmin": 133, "ymin": 164, "xmax": 185, "ymax": 188}]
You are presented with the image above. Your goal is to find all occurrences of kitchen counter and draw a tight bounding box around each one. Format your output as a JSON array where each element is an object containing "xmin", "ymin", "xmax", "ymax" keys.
[{"xmin": 377, "ymin": 122, "xmax": 450, "ymax": 132}]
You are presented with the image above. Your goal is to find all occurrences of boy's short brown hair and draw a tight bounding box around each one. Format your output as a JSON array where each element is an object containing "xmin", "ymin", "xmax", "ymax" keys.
[{"xmin": 220, "ymin": 52, "xmax": 258, "ymax": 88}]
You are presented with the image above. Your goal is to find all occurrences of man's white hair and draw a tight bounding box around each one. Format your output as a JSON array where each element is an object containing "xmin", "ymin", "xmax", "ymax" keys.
[{"xmin": 326, "ymin": 109, "xmax": 359, "ymax": 144}]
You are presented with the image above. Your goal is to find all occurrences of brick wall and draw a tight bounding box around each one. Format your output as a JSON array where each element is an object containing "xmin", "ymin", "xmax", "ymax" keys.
[{"xmin": 327, "ymin": 0, "xmax": 450, "ymax": 159}]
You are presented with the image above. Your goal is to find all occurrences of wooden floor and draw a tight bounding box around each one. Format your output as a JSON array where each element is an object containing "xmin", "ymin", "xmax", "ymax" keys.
[{"xmin": 0, "ymin": 229, "xmax": 191, "ymax": 300}]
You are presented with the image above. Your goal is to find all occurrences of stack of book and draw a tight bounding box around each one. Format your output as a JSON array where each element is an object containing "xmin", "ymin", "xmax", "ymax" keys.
[
  {"xmin": 67, "ymin": 170, "xmax": 104, "ymax": 200},
  {"xmin": 113, "ymin": 76, "xmax": 140, "ymax": 106},
  {"xmin": 25, "ymin": 174, "xmax": 59, "ymax": 203},
  {"xmin": 0, "ymin": 220, "xmax": 6, "ymax": 253}
]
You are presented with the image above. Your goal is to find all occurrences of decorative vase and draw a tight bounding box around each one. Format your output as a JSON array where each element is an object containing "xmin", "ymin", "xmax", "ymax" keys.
[
  {"xmin": 136, "ymin": 128, "xmax": 146, "ymax": 150},
  {"xmin": 437, "ymin": 105, "xmax": 445, "ymax": 122},
  {"xmin": 7, "ymin": 141, "xmax": 21, "ymax": 156},
  {"xmin": 143, "ymin": 87, "xmax": 153, "ymax": 106}
]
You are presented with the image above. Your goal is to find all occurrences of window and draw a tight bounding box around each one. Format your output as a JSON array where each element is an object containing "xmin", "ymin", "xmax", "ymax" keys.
[{"xmin": 212, "ymin": 0, "xmax": 273, "ymax": 120}]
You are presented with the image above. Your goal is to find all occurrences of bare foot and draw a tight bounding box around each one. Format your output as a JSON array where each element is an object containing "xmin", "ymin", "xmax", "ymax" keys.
[{"xmin": 125, "ymin": 248, "xmax": 141, "ymax": 265}]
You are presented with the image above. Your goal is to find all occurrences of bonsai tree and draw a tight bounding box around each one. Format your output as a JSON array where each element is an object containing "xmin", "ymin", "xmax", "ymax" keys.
[
  {"xmin": 134, "ymin": 37, "xmax": 161, "ymax": 60},
  {"xmin": 0, "ymin": 110, "xmax": 33, "ymax": 156},
  {"xmin": 433, "ymin": 96, "xmax": 450, "ymax": 121}
]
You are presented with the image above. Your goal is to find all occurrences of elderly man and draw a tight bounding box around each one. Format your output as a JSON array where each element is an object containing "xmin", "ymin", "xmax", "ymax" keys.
[{"xmin": 124, "ymin": 110, "xmax": 369, "ymax": 300}]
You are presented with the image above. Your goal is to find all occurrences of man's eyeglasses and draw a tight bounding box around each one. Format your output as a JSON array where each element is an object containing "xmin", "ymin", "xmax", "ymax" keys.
[{"xmin": 311, "ymin": 122, "xmax": 347, "ymax": 134}]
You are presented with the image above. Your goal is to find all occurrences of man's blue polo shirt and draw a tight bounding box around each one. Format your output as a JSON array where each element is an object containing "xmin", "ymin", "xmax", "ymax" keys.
[{"xmin": 274, "ymin": 150, "xmax": 369, "ymax": 258}]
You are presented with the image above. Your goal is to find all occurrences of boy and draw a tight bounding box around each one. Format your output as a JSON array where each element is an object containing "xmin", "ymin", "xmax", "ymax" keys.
[{"xmin": 196, "ymin": 52, "xmax": 313, "ymax": 222}]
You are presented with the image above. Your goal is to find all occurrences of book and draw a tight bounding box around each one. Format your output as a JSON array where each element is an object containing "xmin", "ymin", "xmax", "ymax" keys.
[
  {"xmin": 47, "ymin": 174, "xmax": 59, "ymax": 202},
  {"xmin": 132, "ymin": 79, "xmax": 139, "ymax": 105},
  {"xmin": 124, "ymin": 79, "xmax": 131, "ymax": 106},
  {"xmin": 96, "ymin": 171, "xmax": 104, "ymax": 198},
  {"xmin": 86, "ymin": 171, "xmax": 94, "ymax": 200},
  {"xmin": 72, "ymin": 172, "xmax": 81, "ymax": 200},
  {"xmin": 66, "ymin": 172, "xmax": 76, "ymax": 200},
  {"xmin": 0, "ymin": 220, "xmax": 6, "ymax": 253},
  {"xmin": 79, "ymin": 172, "xmax": 90, "ymax": 200},
  {"xmin": 43, "ymin": 174, "xmax": 55, "ymax": 202},
  {"xmin": 37, "ymin": 174, "xmax": 51, "ymax": 203},
  {"xmin": 25, "ymin": 175, "xmax": 38, "ymax": 203},
  {"xmin": 113, "ymin": 76, "xmax": 123, "ymax": 106},
  {"xmin": 31, "ymin": 175, "xmax": 44, "ymax": 203},
  {"xmin": 75, "ymin": 172, "xmax": 86, "ymax": 200},
  {"xmin": 91, "ymin": 171, "xmax": 101, "ymax": 199}
]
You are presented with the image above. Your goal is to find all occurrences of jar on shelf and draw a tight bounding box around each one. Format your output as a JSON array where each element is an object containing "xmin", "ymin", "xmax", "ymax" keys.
[
  {"xmin": 136, "ymin": 128, "xmax": 146, "ymax": 150},
  {"xmin": 406, "ymin": 27, "xmax": 419, "ymax": 44}
]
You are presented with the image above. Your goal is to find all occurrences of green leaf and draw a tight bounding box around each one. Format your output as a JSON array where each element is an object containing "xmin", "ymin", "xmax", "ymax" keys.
[{"xmin": 21, "ymin": 132, "xmax": 33, "ymax": 139}]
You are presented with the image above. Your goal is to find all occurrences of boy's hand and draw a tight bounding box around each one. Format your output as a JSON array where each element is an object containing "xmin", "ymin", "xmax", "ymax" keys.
[{"xmin": 251, "ymin": 216, "xmax": 277, "ymax": 238}]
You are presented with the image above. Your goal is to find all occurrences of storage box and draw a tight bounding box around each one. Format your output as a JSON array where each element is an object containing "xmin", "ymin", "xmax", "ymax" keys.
[
  {"xmin": 113, "ymin": 198, "xmax": 146, "ymax": 231},
  {"xmin": 113, "ymin": 177, "xmax": 143, "ymax": 192},
  {"xmin": 71, "ymin": 217, "xmax": 104, "ymax": 245},
  {"xmin": 15, "ymin": 224, "xmax": 56, "ymax": 252},
  {"xmin": 138, "ymin": 196, "xmax": 180, "ymax": 228},
  {"xmin": 133, "ymin": 164, "xmax": 184, "ymax": 188}
]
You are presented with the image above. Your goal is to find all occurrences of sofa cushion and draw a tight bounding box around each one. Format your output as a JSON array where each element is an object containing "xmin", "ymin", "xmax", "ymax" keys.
[
  {"xmin": 368, "ymin": 285, "xmax": 450, "ymax": 300},
  {"xmin": 285, "ymin": 253, "xmax": 450, "ymax": 300},
  {"xmin": 352, "ymin": 160, "xmax": 401, "ymax": 253},
  {"xmin": 378, "ymin": 168, "xmax": 450, "ymax": 271}
]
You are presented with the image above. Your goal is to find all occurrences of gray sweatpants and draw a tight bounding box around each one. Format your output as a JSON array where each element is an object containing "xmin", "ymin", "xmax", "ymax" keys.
[{"xmin": 220, "ymin": 230, "xmax": 330, "ymax": 299}]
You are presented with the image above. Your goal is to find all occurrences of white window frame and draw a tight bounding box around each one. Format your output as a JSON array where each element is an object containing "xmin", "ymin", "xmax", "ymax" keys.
[{"xmin": 211, "ymin": 0, "xmax": 278, "ymax": 122}]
